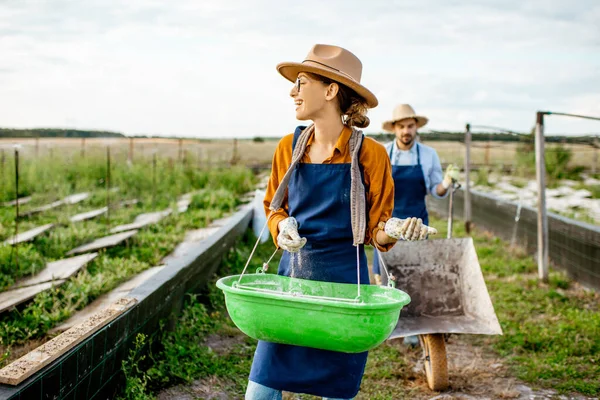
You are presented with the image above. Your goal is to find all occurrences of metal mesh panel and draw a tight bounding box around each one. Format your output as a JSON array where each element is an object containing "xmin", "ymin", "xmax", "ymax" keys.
[{"xmin": 427, "ymin": 189, "xmax": 600, "ymax": 290}]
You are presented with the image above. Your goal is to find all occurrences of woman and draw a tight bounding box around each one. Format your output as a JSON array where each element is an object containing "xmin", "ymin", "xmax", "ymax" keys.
[{"xmin": 248, "ymin": 44, "xmax": 429, "ymax": 400}]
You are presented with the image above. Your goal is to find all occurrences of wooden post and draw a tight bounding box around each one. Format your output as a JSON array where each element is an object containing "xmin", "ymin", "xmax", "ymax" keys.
[
  {"xmin": 231, "ymin": 138, "xmax": 239, "ymax": 165},
  {"xmin": 484, "ymin": 139, "xmax": 491, "ymax": 169},
  {"xmin": 81, "ymin": 138, "xmax": 86, "ymax": 158},
  {"xmin": 198, "ymin": 146, "xmax": 202, "ymax": 169},
  {"xmin": 535, "ymin": 112, "xmax": 549, "ymax": 283},
  {"xmin": 106, "ymin": 146, "xmax": 111, "ymax": 231},
  {"xmin": 464, "ymin": 124, "xmax": 472, "ymax": 234},
  {"xmin": 35, "ymin": 137, "xmax": 40, "ymax": 159},
  {"xmin": 1, "ymin": 149, "xmax": 5, "ymax": 197},
  {"xmin": 129, "ymin": 137, "xmax": 134, "ymax": 163},
  {"xmin": 152, "ymin": 151, "xmax": 157, "ymax": 207},
  {"xmin": 178, "ymin": 139, "xmax": 183, "ymax": 163},
  {"xmin": 14, "ymin": 147, "xmax": 20, "ymax": 269},
  {"xmin": 447, "ymin": 182, "xmax": 454, "ymax": 239},
  {"xmin": 593, "ymin": 137, "xmax": 598, "ymax": 175}
]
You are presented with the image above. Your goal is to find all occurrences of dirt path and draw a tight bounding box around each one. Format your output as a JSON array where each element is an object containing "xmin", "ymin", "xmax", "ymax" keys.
[{"xmin": 156, "ymin": 331, "xmax": 597, "ymax": 400}]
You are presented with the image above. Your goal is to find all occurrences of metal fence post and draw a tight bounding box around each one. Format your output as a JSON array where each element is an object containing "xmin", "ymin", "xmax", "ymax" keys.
[
  {"xmin": 14, "ymin": 146, "xmax": 20, "ymax": 269},
  {"xmin": 178, "ymin": 138, "xmax": 183, "ymax": 164},
  {"xmin": 593, "ymin": 136, "xmax": 598, "ymax": 175},
  {"xmin": 464, "ymin": 123, "xmax": 472, "ymax": 234},
  {"xmin": 129, "ymin": 137, "xmax": 134, "ymax": 163},
  {"xmin": 106, "ymin": 146, "xmax": 111, "ymax": 231},
  {"xmin": 535, "ymin": 111, "xmax": 549, "ymax": 283}
]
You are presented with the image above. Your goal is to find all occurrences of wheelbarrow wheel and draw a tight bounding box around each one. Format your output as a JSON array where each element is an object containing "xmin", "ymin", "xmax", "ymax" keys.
[{"xmin": 419, "ymin": 333, "xmax": 449, "ymax": 391}]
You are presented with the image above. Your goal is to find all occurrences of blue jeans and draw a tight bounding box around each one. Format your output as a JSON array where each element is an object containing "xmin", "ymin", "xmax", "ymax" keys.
[{"xmin": 246, "ymin": 380, "xmax": 354, "ymax": 400}]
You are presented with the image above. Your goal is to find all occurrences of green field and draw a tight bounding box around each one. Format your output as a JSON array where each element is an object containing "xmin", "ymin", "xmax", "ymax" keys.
[{"xmin": 0, "ymin": 153, "xmax": 256, "ymax": 366}]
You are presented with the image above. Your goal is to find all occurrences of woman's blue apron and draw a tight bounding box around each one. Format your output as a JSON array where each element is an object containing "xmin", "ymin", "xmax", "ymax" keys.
[
  {"xmin": 249, "ymin": 127, "xmax": 369, "ymax": 399},
  {"xmin": 372, "ymin": 143, "xmax": 428, "ymax": 275}
]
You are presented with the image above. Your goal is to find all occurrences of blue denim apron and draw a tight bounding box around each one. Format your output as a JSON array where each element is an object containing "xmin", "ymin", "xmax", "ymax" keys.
[
  {"xmin": 373, "ymin": 143, "xmax": 428, "ymax": 275},
  {"xmin": 249, "ymin": 127, "xmax": 369, "ymax": 399}
]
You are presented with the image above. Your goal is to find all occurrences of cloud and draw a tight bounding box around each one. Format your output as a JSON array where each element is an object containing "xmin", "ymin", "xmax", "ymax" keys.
[{"xmin": 0, "ymin": 0, "xmax": 598, "ymax": 137}]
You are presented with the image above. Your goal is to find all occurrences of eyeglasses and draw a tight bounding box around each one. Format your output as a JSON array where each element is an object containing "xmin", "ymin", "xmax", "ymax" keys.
[{"xmin": 295, "ymin": 78, "xmax": 302, "ymax": 93}]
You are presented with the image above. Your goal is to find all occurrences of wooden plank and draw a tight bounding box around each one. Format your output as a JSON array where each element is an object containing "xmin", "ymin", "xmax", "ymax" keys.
[
  {"xmin": 21, "ymin": 200, "xmax": 63, "ymax": 217},
  {"xmin": 66, "ymin": 230, "xmax": 138, "ymax": 255},
  {"xmin": 63, "ymin": 192, "xmax": 90, "ymax": 205},
  {"xmin": 110, "ymin": 210, "xmax": 171, "ymax": 234},
  {"xmin": 0, "ymin": 297, "xmax": 137, "ymax": 385},
  {"xmin": 1, "ymin": 196, "xmax": 32, "ymax": 207},
  {"xmin": 53, "ymin": 267, "xmax": 163, "ymax": 332},
  {"xmin": 21, "ymin": 192, "xmax": 89, "ymax": 217},
  {"xmin": 177, "ymin": 193, "xmax": 193, "ymax": 213},
  {"xmin": 3, "ymin": 223, "xmax": 54, "ymax": 245},
  {"xmin": 69, "ymin": 207, "xmax": 107, "ymax": 223},
  {"xmin": 15, "ymin": 253, "xmax": 98, "ymax": 288},
  {"xmin": 0, "ymin": 281, "xmax": 65, "ymax": 314}
]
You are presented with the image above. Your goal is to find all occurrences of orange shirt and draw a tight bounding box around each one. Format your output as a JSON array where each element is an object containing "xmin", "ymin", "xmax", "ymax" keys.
[{"xmin": 263, "ymin": 126, "xmax": 396, "ymax": 251}]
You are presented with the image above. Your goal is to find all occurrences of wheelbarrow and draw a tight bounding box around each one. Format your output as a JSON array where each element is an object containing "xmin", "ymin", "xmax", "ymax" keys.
[{"xmin": 378, "ymin": 182, "xmax": 503, "ymax": 391}]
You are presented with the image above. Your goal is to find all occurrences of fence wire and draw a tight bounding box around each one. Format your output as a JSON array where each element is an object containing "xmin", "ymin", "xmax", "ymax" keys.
[{"xmin": 427, "ymin": 189, "xmax": 600, "ymax": 290}]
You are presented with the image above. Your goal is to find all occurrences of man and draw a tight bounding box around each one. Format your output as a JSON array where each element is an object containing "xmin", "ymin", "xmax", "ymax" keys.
[{"xmin": 373, "ymin": 104, "xmax": 459, "ymax": 285}]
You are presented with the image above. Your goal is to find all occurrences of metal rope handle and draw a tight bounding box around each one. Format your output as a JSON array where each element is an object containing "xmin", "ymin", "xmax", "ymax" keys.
[
  {"xmin": 377, "ymin": 250, "xmax": 396, "ymax": 288},
  {"xmin": 237, "ymin": 217, "xmax": 274, "ymax": 285},
  {"xmin": 356, "ymin": 245, "xmax": 361, "ymax": 299}
]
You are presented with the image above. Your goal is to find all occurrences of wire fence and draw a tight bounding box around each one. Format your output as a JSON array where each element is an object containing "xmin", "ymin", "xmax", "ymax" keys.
[
  {"xmin": 420, "ymin": 138, "xmax": 599, "ymax": 174},
  {"xmin": 1, "ymin": 136, "xmax": 598, "ymax": 174},
  {"xmin": 427, "ymin": 189, "xmax": 600, "ymax": 290}
]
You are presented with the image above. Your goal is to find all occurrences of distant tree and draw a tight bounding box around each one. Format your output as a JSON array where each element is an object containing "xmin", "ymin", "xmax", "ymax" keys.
[{"xmin": 0, "ymin": 128, "xmax": 125, "ymax": 138}]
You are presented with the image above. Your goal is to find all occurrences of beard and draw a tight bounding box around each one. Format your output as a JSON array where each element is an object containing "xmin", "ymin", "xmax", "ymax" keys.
[{"xmin": 401, "ymin": 134, "xmax": 415, "ymax": 145}]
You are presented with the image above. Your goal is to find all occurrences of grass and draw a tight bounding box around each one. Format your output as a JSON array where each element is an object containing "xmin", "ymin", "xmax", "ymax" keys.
[
  {"xmin": 121, "ymin": 215, "xmax": 599, "ymax": 399},
  {"xmin": 0, "ymin": 163, "xmax": 256, "ymax": 363}
]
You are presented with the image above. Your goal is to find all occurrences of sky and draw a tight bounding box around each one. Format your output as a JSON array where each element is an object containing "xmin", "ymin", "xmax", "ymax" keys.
[{"xmin": 1, "ymin": 0, "xmax": 599, "ymax": 138}]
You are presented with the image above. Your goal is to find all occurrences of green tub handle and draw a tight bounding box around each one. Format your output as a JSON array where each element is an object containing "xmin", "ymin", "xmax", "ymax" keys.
[
  {"xmin": 388, "ymin": 275, "xmax": 396, "ymax": 289},
  {"xmin": 256, "ymin": 262, "xmax": 269, "ymax": 274}
]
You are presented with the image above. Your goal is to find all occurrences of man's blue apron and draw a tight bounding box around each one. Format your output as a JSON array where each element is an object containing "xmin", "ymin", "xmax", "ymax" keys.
[
  {"xmin": 249, "ymin": 127, "xmax": 369, "ymax": 399},
  {"xmin": 373, "ymin": 143, "xmax": 428, "ymax": 275}
]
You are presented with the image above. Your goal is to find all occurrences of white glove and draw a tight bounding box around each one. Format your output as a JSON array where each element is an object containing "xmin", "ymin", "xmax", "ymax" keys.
[
  {"xmin": 442, "ymin": 164, "xmax": 460, "ymax": 189},
  {"xmin": 384, "ymin": 217, "xmax": 437, "ymax": 241},
  {"xmin": 277, "ymin": 217, "xmax": 307, "ymax": 253}
]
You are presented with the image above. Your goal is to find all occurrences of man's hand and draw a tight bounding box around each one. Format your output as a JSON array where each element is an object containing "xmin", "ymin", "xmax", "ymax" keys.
[{"xmin": 442, "ymin": 164, "xmax": 460, "ymax": 189}]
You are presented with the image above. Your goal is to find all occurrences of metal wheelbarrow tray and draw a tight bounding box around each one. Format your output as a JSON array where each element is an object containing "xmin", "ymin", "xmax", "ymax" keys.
[
  {"xmin": 380, "ymin": 237, "xmax": 502, "ymax": 391},
  {"xmin": 381, "ymin": 237, "xmax": 502, "ymax": 338}
]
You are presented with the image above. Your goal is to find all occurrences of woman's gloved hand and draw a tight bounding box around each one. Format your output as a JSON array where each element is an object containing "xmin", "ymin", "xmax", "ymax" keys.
[
  {"xmin": 442, "ymin": 164, "xmax": 460, "ymax": 189},
  {"xmin": 384, "ymin": 217, "xmax": 437, "ymax": 241},
  {"xmin": 277, "ymin": 217, "xmax": 307, "ymax": 253}
]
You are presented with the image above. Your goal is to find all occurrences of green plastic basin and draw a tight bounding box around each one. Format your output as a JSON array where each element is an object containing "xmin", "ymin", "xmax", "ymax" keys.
[{"xmin": 216, "ymin": 273, "xmax": 411, "ymax": 353}]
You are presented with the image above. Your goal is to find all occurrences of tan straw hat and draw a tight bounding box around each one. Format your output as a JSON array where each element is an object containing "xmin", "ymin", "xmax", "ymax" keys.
[
  {"xmin": 382, "ymin": 104, "xmax": 429, "ymax": 132},
  {"xmin": 276, "ymin": 44, "xmax": 378, "ymax": 108}
]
